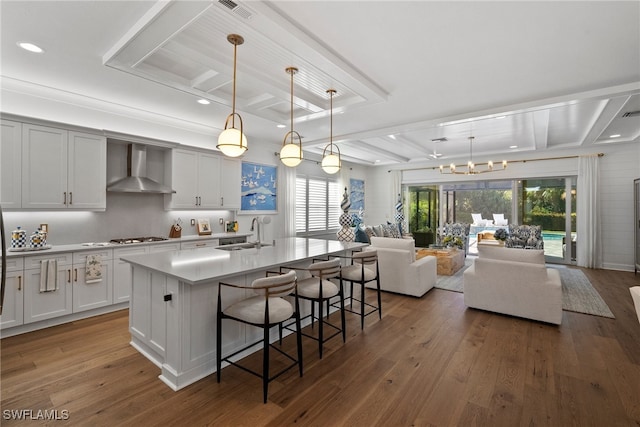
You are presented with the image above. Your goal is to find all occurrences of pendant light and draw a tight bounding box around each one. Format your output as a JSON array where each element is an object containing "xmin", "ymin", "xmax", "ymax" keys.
[
  {"xmin": 321, "ymin": 89, "xmax": 341, "ymax": 174},
  {"xmin": 439, "ymin": 123, "xmax": 507, "ymax": 175},
  {"xmin": 279, "ymin": 67, "xmax": 303, "ymax": 167},
  {"xmin": 217, "ymin": 34, "xmax": 247, "ymax": 157}
]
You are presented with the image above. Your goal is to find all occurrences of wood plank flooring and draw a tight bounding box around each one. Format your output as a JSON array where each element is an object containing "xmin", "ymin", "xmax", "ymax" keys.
[{"xmin": 2, "ymin": 267, "xmax": 640, "ymax": 426}]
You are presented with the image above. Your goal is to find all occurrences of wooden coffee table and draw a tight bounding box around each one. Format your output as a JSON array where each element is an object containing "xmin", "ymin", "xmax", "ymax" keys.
[{"xmin": 416, "ymin": 247, "xmax": 465, "ymax": 276}]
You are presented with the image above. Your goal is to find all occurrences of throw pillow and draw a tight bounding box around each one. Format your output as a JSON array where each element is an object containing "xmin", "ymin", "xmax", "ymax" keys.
[
  {"xmin": 355, "ymin": 227, "xmax": 370, "ymax": 243},
  {"xmin": 372, "ymin": 225, "xmax": 383, "ymax": 237}
]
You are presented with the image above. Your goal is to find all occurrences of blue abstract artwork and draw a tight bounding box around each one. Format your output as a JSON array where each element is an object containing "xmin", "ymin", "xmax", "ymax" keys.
[
  {"xmin": 241, "ymin": 162, "xmax": 277, "ymax": 212},
  {"xmin": 350, "ymin": 178, "xmax": 364, "ymax": 211}
]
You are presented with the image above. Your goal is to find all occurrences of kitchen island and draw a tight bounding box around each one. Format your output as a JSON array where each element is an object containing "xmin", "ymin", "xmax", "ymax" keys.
[{"xmin": 121, "ymin": 237, "xmax": 365, "ymax": 391}]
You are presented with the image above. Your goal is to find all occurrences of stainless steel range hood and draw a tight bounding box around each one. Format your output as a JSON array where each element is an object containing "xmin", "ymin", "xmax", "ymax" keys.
[{"xmin": 107, "ymin": 144, "xmax": 175, "ymax": 194}]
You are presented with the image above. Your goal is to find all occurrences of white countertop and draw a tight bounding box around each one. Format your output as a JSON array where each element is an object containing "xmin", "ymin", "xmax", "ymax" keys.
[
  {"xmin": 121, "ymin": 237, "xmax": 366, "ymax": 285},
  {"xmin": 4, "ymin": 232, "xmax": 253, "ymax": 259}
]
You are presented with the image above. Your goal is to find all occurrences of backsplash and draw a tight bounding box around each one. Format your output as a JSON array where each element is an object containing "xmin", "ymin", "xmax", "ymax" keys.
[{"xmin": 2, "ymin": 192, "xmax": 235, "ymax": 245}]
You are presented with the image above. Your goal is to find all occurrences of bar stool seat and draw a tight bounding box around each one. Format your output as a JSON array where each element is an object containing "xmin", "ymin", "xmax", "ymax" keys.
[{"xmin": 216, "ymin": 270, "xmax": 302, "ymax": 403}]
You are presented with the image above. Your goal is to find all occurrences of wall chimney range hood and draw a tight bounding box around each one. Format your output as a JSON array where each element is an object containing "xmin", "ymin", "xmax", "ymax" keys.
[{"xmin": 107, "ymin": 144, "xmax": 175, "ymax": 194}]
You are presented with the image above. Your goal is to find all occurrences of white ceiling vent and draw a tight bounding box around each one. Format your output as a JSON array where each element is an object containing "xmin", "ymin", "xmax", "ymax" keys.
[
  {"xmin": 622, "ymin": 110, "xmax": 640, "ymax": 118},
  {"xmin": 218, "ymin": 0, "xmax": 253, "ymax": 20},
  {"xmin": 431, "ymin": 137, "xmax": 448, "ymax": 143}
]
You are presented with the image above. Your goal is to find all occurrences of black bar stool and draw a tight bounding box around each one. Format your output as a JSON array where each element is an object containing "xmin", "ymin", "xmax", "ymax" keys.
[{"xmin": 216, "ymin": 270, "xmax": 302, "ymax": 403}]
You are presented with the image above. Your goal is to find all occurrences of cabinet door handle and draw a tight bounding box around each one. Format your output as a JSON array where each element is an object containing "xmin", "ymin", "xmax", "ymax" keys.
[
  {"xmin": 196, "ymin": 243, "xmax": 206, "ymax": 247},
  {"xmin": 67, "ymin": 269, "xmax": 71, "ymax": 283},
  {"xmin": 69, "ymin": 192, "xmax": 73, "ymax": 205},
  {"xmin": 63, "ymin": 192, "xmax": 67, "ymax": 205},
  {"xmin": 74, "ymin": 268, "xmax": 78, "ymax": 282},
  {"xmin": 221, "ymin": 197, "xmax": 224, "ymax": 206},
  {"xmin": 195, "ymin": 196, "xmax": 199, "ymax": 206},
  {"xmin": 18, "ymin": 275, "xmax": 22, "ymax": 291},
  {"xmin": 198, "ymin": 196, "xmax": 202, "ymax": 206}
]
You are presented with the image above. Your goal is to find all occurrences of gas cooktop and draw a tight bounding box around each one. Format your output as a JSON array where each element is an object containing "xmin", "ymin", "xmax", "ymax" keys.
[{"xmin": 109, "ymin": 237, "xmax": 169, "ymax": 244}]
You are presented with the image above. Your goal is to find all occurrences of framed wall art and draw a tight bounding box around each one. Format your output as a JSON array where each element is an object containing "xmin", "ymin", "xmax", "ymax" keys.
[
  {"xmin": 240, "ymin": 161, "xmax": 277, "ymax": 213},
  {"xmin": 349, "ymin": 178, "xmax": 365, "ymax": 211}
]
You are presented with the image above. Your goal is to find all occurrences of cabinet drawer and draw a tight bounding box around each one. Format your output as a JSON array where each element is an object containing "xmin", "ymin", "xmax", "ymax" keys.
[
  {"xmin": 181, "ymin": 239, "xmax": 219, "ymax": 250},
  {"xmin": 150, "ymin": 243, "xmax": 180, "ymax": 253},
  {"xmin": 1, "ymin": 257, "xmax": 24, "ymax": 271},
  {"xmin": 72, "ymin": 249, "xmax": 113, "ymax": 264},
  {"xmin": 25, "ymin": 252, "xmax": 73, "ymax": 269},
  {"xmin": 113, "ymin": 246, "xmax": 148, "ymax": 260}
]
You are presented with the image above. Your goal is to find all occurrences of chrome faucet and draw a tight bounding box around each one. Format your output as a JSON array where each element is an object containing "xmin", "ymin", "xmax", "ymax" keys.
[{"xmin": 250, "ymin": 217, "xmax": 261, "ymax": 248}]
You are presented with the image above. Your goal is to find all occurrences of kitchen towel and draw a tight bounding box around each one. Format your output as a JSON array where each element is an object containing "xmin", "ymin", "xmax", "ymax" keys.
[
  {"xmin": 39, "ymin": 259, "xmax": 58, "ymax": 292},
  {"xmin": 85, "ymin": 254, "xmax": 103, "ymax": 284}
]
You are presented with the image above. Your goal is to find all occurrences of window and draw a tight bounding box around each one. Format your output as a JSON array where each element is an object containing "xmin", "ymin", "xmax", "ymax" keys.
[{"xmin": 296, "ymin": 176, "xmax": 341, "ymax": 234}]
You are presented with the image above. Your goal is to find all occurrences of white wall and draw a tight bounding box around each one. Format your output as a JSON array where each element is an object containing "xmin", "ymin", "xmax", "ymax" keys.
[{"xmin": 364, "ymin": 142, "xmax": 640, "ymax": 271}]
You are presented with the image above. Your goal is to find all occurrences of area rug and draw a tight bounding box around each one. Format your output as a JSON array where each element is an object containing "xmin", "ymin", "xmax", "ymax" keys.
[{"xmin": 434, "ymin": 260, "xmax": 615, "ymax": 318}]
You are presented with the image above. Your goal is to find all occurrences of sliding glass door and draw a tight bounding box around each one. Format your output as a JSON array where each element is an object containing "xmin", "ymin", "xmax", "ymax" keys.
[{"xmin": 518, "ymin": 177, "xmax": 576, "ymax": 262}]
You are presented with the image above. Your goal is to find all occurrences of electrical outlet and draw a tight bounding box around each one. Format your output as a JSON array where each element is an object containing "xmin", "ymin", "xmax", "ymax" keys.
[
  {"xmin": 219, "ymin": 218, "xmax": 224, "ymax": 225},
  {"xmin": 190, "ymin": 219, "xmax": 196, "ymax": 226}
]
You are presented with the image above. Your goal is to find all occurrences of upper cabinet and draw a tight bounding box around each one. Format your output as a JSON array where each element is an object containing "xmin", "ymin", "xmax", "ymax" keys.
[
  {"xmin": 165, "ymin": 149, "xmax": 240, "ymax": 210},
  {"xmin": 0, "ymin": 120, "xmax": 23, "ymax": 208},
  {"xmin": 16, "ymin": 122, "xmax": 106, "ymax": 210}
]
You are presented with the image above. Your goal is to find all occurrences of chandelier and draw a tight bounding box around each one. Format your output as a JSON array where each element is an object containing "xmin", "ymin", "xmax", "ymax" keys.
[
  {"xmin": 279, "ymin": 67, "xmax": 303, "ymax": 167},
  {"xmin": 217, "ymin": 34, "xmax": 247, "ymax": 157},
  {"xmin": 440, "ymin": 135, "xmax": 507, "ymax": 175},
  {"xmin": 321, "ymin": 89, "xmax": 341, "ymax": 174}
]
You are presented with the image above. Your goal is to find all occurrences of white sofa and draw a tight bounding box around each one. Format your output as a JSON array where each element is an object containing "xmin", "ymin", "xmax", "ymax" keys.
[
  {"xmin": 364, "ymin": 236, "xmax": 437, "ymax": 297},
  {"xmin": 631, "ymin": 287, "xmax": 640, "ymax": 325},
  {"xmin": 463, "ymin": 245, "xmax": 562, "ymax": 324}
]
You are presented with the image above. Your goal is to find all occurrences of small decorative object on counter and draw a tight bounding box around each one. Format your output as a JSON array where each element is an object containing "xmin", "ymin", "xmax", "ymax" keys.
[
  {"xmin": 30, "ymin": 228, "xmax": 47, "ymax": 248},
  {"xmin": 226, "ymin": 221, "xmax": 238, "ymax": 232},
  {"xmin": 11, "ymin": 226, "xmax": 27, "ymax": 248}
]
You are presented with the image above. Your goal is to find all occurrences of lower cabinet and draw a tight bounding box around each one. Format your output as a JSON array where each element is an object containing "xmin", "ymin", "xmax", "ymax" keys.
[
  {"xmin": 21, "ymin": 250, "xmax": 113, "ymax": 324},
  {"xmin": 72, "ymin": 250, "xmax": 113, "ymax": 313},
  {"xmin": 0, "ymin": 258, "xmax": 25, "ymax": 330}
]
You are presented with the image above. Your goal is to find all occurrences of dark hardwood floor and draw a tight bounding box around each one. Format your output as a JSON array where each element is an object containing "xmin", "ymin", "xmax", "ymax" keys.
[{"xmin": 2, "ymin": 267, "xmax": 639, "ymax": 426}]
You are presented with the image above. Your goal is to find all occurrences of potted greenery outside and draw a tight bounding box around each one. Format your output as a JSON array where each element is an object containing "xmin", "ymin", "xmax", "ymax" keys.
[{"xmin": 412, "ymin": 226, "xmax": 434, "ymax": 247}]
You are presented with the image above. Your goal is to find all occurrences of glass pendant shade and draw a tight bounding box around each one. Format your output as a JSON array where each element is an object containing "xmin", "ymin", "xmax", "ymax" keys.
[
  {"xmin": 321, "ymin": 151, "xmax": 341, "ymax": 174},
  {"xmin": 217, "ymin": 126, "xmax": 247, "ymax": 157},
  {"xmin": 280, "ymin": 139, "xmax": 303, "ymax": 167}
]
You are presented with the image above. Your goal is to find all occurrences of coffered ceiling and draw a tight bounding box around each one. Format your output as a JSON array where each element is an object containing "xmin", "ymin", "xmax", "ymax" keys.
[{"xmin": 1, "ymin": 1, "xmax": 639, "ymax": 167}]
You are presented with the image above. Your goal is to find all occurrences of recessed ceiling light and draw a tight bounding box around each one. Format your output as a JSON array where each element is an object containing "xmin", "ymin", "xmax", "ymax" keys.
[
  {"xmin": 388, "ymin": 135, "xmax": 396, "ymax": 140},
  {"xmin": 496, "ymin": 116, "xmax": 506, "ymax": 120},
  {"xmin": 197, "ymin": 99, "xmax": 210, "ymax": 105},
  {"xmin": 609, "ymin": 134, "xmax": 621, "ymax": 138},
  {"xmin": 375, "ymin": 159, "xmax": 381, "ymax": 163},
  {"xmin": 509, "ymin": 145, "xmax": 518, "ymax": 149},
  {"xmin": 17, "ymin": 42, "xmax": 44, "ymax": 53},
  {"xmin": 276, "ymin": 124, "xmax": 286, "ymax": 128}
]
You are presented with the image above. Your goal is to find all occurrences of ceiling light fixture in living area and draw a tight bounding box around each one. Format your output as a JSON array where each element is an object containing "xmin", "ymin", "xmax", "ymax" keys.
[
  {"xmin": 217, "ymin": 34, "xmax": 247, "ymax": 158},
  {"xmin": 440, "ymin": 126, "xmax": 506, "ymax": 175},
  {"xmin": 321, "ymin": 89, "xmax": 341, "ymax": 174},
  {"xmin": 279, "ymin": 67, "xmax": 303, "ymax": 167}
]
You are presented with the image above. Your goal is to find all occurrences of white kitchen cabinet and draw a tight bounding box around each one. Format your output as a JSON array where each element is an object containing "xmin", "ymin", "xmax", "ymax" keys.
[
  {"xmin": 113, "ymin": 243, "xmax": 178, "ymax": 304},
  {"xmin": 71, "ymin": 249, "xmax": 113, "ymax": 313},
  {"xmin": 0, "ymin": 258, "xmax": 25, "ymax": 330},
  {"xmin": 220, "ymin": 157, "xmax": 241, "ymax": 208},
  {"xmin": 21, "ymin": 123, "xmax": 106, "ymax": 210},
  {"xmin": 0, "ymin": 120, "xmax": 22, "ymax": 208},
  {"xmin": 167, "ymin": 149, "xmax": 220, "ymax": 209},
  {"xmin": 113, "ymin": 246, "xmax": 148, "ymax": 304},
  {"xmin": 23, "ymin": 253, "xmax": 74, "ymax": 324},
  {"xmin": 165, "ymin": 149, "xmax": 240, "ymax": 210}
]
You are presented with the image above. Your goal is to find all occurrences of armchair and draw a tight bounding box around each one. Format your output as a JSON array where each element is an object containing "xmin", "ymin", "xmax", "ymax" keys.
[
  {"xmin": 471, "ymin": 213, "xmax": 493, "ymax": 226},
  {"xmin": 492, "ymin": 213, "xmax": 508, "ymax": 226},
  {"xmin": 365, "ymin": 237, "xmax": 436, "ymax": 297},
  {"xmin": 505, "ymin": 224, "xmax": 544, "ymax": 249},
  {"xmin": 438, "ymin": 222, "xmax": 471, "ymax": 254}
]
